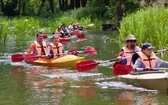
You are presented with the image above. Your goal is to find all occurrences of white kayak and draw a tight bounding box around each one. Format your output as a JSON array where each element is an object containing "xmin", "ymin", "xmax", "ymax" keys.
[{"xmin": 117, "ymin": 70, "xmax": 168, "ymax": 91}]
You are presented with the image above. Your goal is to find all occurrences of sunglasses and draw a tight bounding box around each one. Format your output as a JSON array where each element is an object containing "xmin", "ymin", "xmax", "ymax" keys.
[{"xmin": 127, "ymin": 40, "xmax": 136, "ymax": 43}]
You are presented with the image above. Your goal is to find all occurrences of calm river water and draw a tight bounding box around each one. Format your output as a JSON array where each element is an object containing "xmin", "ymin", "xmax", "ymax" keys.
[{"xmin": 0, "ymin": 31, "xmax": 168, "ymax": 105}]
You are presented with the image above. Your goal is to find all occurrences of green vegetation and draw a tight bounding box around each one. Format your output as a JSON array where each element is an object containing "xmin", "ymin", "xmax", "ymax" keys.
[
  {"xmin": 0, "ymin": 9, "xmax": 102, "ymax": 45},
  {"xmin": 119, "ymin": 7, "xmax": 168, "ymax": 49},
  {"xmin": 0, "ymin": 0, "xmax": 167, "ymax": 47}
]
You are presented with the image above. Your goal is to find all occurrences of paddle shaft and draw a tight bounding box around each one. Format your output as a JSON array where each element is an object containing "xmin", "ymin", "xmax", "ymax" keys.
[
  {"xmin": 154, "ymin": 49, "xmax": 168, "ymax": 53},
  {"xmin": 136, "ymin": 67, "xmax": 168, "ymax": 71},
  {"xmin": 76, "ymin": 56, "xmax": 131, "ymax": 72},
  {"xmin": 77, "ymin": 58, "xmax": 116, "ymax": 68},
  {"xmin": 96, "ymin": 56, "xmax": 132, "ymax": 64}
]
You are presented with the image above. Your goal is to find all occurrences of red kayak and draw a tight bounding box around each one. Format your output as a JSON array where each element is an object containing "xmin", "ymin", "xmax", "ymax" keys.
[
  {"xmin": 71, "ymin": 30, "xmax": 85, "ymax": 39},
  {"xmin": 59, "ymin": 36, "xmax": 71, "ymax": 42}
]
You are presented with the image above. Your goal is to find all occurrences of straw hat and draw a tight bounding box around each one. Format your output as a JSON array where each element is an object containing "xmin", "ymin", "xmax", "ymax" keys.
[{"xmin": 125, "ymin": 34, "xmax": 137, "ymax": 41}]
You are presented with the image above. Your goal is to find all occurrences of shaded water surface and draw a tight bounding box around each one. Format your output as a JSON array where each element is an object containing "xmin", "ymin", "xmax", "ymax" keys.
[{"xmin": 0, "ymin": 31, "xmax": 168, "ymax": 105}]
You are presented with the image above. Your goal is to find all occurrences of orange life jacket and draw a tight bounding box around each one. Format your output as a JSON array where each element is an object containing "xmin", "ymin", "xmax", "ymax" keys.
[
  {"xmin": 122, "ymin": 46, "xmax": 141, "ymax": 65},
  {"xmin": 50, "ymin": 43, "xmax": 64, "ymax": 57},
  {"xmin": 136, "ymin": 52, "xmax": 157, "ymax": 68},
  {"xmin": 33, "ymin": 41, "xmax": 47, "ymax": 55}
]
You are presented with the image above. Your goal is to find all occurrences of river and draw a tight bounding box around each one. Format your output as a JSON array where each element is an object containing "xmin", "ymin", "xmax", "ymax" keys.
[{"xmin": 0, "ymin": 31, "xmax": 167, "ymax": 105}]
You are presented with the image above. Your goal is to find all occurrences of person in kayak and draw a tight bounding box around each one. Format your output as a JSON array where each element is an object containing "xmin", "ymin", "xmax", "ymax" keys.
[
  {"xmin": 115, "ymin": 34, "xmax": 141, "ymax": 65},
  {"xmin": 28, "ymin": 31, "xmax": 48, "ymax": 57},
  {"xmin": 132, "ymin": 42, "xmax": 168, "ymax": 71},
  {"xmin": 55, "ymin": 27, "xmax": 61, "ymax": 33},
  {"xmin": 112, "ymin": 35, "xmax": 141, "ymax": 75},
  {"xmin": 47, "ymin": 34, "xmax": 64, "ymax": 58},
  {"xmin": 68, "ymin": 22, "xmax": 73, "ymax": 30},
  {"xmin": 60, "ymin": 24, "xmax": 71, "ymax": 37}
]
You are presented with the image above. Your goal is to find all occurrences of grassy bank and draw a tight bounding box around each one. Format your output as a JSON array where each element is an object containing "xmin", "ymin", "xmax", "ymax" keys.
[{"xmin": 119, "ymin": 7, "xmax": 168, "ymax": 49}]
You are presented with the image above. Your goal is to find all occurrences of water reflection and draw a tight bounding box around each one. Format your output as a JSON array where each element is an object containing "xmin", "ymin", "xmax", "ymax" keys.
[
  {"xmin": 114, "ymin": 90, "xmax": 158, "ymax": 105},
  {"xmin": 11, "ymin": 66, "xmax": 67, "ymax": 104},
  {"xmin": 76, "ymin": 82, "xmax": 99, "ymax": 97},
  {"xmin": 1, "ymin": 31, "xmax": 168, "ymax": 105},
  {"xmin": 114, "ymin": 91, "xmax": 134, "ymax": 105},
  {"xmin": 8, "ymin": 58, "xmax": 166, "ymax": 105},
  {"xmin": 12, "ymin": 66, "xmax": 25, "ymax": 83}
]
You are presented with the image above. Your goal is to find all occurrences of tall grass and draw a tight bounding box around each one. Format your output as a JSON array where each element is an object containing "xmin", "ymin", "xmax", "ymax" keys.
[{"xmin": 119, "ymin": 7, "xmax": 168, "ymax": 49}]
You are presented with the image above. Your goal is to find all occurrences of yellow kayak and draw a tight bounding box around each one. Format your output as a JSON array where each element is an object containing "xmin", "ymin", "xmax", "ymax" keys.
[{"xmin": 25, "ymin": 54, "xmax": 85, "ymax": 69}]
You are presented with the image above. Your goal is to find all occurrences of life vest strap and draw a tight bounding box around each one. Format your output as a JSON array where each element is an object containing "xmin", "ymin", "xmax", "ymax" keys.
[{"xmin": 143, "ymin": 58, "xmax": 155, "ymax": 61}]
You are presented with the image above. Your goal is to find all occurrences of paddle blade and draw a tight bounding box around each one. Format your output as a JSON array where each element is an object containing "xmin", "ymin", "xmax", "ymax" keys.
[
  {"xmin": 87, "ymin": 24, "xmax": 94, "ymax": 27},
  {"xmin": 76, "ymin": 60, "xmax": 99, "ymax": 72},
  {"xmin": 68, "ymin": 50, "xmax": 78, "ymax": 56},
  {"xmin": 113, "ymin": 64, "xmax": 134, "ymax": 75},
  {"xmin": 11, "ymin": 54, "xmax": 24, "ymax": 62},
  {"xmin": 84, "ymin": 47, "xmax": 97, "ymax": 55},
  {"xmin": 43, "ymin": 35, "xmax": 48, "ymax": 39},
  {"xmin": 25, "ymin": 54, "xmax": 39, "ymax": 62},
  {"xmin": 84, "ymin": 24, "xmax": 94, "ymax": 29}
]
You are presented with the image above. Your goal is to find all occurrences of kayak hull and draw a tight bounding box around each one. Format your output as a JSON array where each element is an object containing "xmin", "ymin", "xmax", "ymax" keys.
[
  {"xmin": 118, "ymin": 71, "xmax": 168, "ymax": 91},
  {"xmin": 59, "ymin": 36, "xmax": 71, "ymax": 42},
  {"xmin": 71, "ymin": 30, "xmax": 85, "ymax": 38},
  {"xmin": 25, "ymin": 55, "xmax": 85, "ymax": 69}
]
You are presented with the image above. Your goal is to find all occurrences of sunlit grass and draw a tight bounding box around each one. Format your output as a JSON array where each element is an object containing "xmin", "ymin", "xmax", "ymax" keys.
[{"xmin": 119, "ymin": 7, "xmax": 168, "ymax": 49}]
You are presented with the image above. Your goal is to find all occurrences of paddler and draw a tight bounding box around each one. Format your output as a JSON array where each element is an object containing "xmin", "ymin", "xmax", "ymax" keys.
[
  {"xmin": 47, "ymin": 34, "xmax": 64, "ymax": 58},
  {"xmin": 28, "ymin": 31, "xmax": 48, "ymax": 57},
  {"xmin": 115, "ymin": 34, "xmax": 141, "ymax": 65},
  {"xmin": 132, "ymin": 42, "xmax": 168, "ymax": 71}
]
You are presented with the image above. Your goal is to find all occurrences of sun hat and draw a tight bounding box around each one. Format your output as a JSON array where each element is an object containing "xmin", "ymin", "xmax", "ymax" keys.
[{"xmin": 125, "ymin": 34, "xmax": 137, "ymax": 41}]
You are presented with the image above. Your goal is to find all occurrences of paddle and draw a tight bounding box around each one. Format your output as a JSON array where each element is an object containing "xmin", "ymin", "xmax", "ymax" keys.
[
  {"xmin": 43, "ymin": 34, "xmax": 48, "ymax": 39},
  {"xmin": 68, "ymin": 47, "xmax": 97, "ymax": 56},
  {"xmin": 11, "ymin": 54, "xmax": 40, "ymax": 62},
  {"xmin": 76, "ymin": 56, "xmax": 130, "ymax": 72},
  {"xmin": 113, "ymin": 64, "xmax": 134, "ymax": 75},
  {"xmin": 11, "ymin": 54, "xmax": 25, "ymax": 62},
  {"xmin": 154, "ymin": 48, "xmax": 168, "ymax": 53},
  {"xmin": 84, "ymin": 24, "xmax": 94, "ymax": 29},
  {"xmin": 11, "ymin": 47, "xmax": 97, "ymax": 62},
  {"xmin": 113, "ymin": 64, "xmax": 168, "ymax": 75}
]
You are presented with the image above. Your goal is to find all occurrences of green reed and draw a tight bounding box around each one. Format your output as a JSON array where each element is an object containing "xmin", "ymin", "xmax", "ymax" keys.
[{"xmin": 119, "ymin": 7, "xmax": 168, "ymax": 49}]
